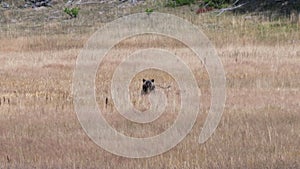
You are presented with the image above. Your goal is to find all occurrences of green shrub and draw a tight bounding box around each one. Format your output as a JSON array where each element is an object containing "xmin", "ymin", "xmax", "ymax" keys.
[
  {"xmin": 166, "ymin": 0, "xmax": 195, "ymax": 7},
  {"xmin": 64, "ymin": 7, "xmax": 80, "ymax": 18},
  {"xmin": 145, "ymin": 8, "xmax": 154, "ymax": 15},
  {"xmin": 202, "ymin": 0, "xmax": 230, "ymax": 9}
]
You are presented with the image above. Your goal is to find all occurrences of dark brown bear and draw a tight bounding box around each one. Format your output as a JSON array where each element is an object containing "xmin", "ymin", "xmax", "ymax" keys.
[{"xmin": 141, "ymin": 79, "xmax": 155, "ymax": 95}]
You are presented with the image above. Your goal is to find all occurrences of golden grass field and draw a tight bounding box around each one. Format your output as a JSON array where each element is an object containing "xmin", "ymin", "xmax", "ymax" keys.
[{"xmin": 0, "ymin": 5, "xmax": 300, "ymax": 168}]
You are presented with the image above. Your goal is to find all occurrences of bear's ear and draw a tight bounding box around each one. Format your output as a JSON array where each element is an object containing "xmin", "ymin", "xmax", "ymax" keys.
[
  {"xmin": 143, "ymin": 79, "xmax": 146, "ymax": 82},
  {"xmin": 151, "ymin": 79, "xmax": 154, "ymax": 82}
]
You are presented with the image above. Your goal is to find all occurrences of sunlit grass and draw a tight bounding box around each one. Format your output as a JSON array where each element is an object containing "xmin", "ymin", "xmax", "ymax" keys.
[{"xmin": 0, "ymin": 9, "xmax": 299, "ymax": 168}]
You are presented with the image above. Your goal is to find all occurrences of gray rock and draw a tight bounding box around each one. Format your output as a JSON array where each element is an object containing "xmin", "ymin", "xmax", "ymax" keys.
[
  {"xmin": 2, "ymin": 2, "xmax": 10, "ymax": 8},
  {"xmin": 25, "ymin": 0, "xmax": 52, "ymax": 8},
  {"xmin": 24, "ymin": 3, "xmax": 31, "ymax": 8}
]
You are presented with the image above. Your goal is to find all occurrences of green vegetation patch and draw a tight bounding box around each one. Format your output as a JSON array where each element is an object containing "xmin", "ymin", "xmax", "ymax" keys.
[
  {"xmin": 165, "ymin": 0, "xmax": 195, "ymax": 7},
  {"xmin": 64, "ymin": 7, "xmax": 80, "ymax": 18}
]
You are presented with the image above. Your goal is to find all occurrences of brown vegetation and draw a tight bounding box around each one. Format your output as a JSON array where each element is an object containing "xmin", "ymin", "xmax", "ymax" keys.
[{"xmin": 0, "ymin": 8, "xmax": 299, "ymax": 168}]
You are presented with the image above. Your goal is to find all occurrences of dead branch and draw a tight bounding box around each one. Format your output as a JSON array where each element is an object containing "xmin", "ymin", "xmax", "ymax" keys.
[
  {"xmin": 232, "ymin": 0, "xmax": 240, "ymax": 6},
  {"xmin": 65, "ymin": 0, "xmax": 106, "ymax": 6},
  {"xmin": 216, "ymin": 2, "xmax": 248, "ymax": 16},
  {"xmin": 74, "ymin": 1, "xmax": 106, "ymax": 5}
]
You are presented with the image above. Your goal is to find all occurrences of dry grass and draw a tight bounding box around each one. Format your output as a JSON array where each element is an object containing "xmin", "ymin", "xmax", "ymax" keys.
[{"xmin": 0, "ymin": 9, "xmax": 300, "ymax": 169}]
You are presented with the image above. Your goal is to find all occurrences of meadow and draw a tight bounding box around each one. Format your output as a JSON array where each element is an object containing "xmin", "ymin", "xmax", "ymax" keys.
[{"xmin": 0, "ymin": 4, "xmax": 300, "ymax": 168}]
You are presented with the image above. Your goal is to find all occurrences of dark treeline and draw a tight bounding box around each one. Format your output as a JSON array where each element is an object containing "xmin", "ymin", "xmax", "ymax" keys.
[{"xmin": 233, "ymin": 0, "xmax": 300, "ymax": 15}]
